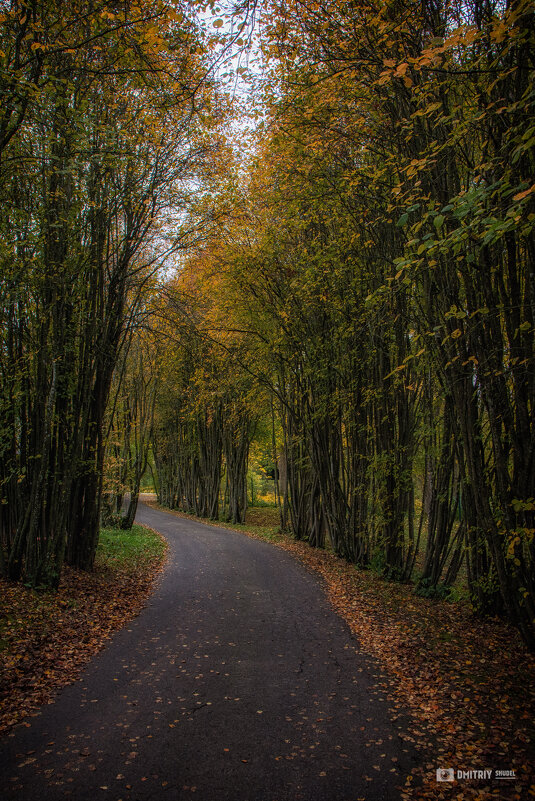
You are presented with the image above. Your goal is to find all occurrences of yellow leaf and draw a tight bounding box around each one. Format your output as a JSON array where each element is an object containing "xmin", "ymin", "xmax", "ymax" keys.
[
  {"xmin": 513, "ymin": 184, "xmax": 535, "ymax": 202},
  {"xmin": 491, "ymin": 21, "xmax": 507, "ymax": 42}
]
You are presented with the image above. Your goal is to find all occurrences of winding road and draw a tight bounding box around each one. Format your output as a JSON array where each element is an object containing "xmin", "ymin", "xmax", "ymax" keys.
[{"xmin": 0, "ymin": 502, "xmax": 419, "ymax": 800}]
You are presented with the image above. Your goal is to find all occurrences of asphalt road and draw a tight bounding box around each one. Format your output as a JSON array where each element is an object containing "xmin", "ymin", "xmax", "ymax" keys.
[{"xmin": 0, "ymin": 502, "xmax": 419, "ymax": 801}]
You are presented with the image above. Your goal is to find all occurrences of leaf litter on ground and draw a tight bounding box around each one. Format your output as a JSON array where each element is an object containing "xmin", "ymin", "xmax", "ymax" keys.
[{"xmin": 0, "ymin": 524, "xmax": 167, "ymax": 735}]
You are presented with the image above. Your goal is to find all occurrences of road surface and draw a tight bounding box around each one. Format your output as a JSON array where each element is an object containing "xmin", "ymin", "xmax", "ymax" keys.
[{"xmin": 0, "ymin": 502, "xmax": 419, "ymax": 800}]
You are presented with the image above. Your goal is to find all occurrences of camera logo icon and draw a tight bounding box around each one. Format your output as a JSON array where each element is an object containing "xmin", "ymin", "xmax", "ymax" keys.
[{"xmin": 436, "ymin": 768, "xmax": 455, "ymax": 782}]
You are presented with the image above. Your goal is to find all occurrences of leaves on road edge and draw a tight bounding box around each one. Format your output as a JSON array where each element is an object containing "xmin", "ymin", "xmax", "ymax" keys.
[{"xmin": 0, "ymin": 525, "xmax": 167, "ymax": 735}]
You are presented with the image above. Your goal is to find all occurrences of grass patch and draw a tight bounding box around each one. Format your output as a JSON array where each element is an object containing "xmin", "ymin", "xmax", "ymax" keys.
[{"xmin": 97, "ymin": 523, "xmax": 166, "ymax": 570}]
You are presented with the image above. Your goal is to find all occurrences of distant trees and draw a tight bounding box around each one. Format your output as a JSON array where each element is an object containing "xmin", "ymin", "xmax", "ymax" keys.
[
  {"xmin": 150, "ymin": 252, "xmax": 261, "ymax": 524},
  {"xmin": 103, "ymin": 323, "xmax": 159, "ymax": 530}
]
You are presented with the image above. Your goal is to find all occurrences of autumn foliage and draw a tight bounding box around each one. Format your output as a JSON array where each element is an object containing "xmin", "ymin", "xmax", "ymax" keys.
[{"xmin": 143, "ymin": 0, "xmax": 535, "ymax": 652}]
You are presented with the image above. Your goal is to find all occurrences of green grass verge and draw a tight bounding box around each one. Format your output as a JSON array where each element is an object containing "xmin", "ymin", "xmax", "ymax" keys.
[{"xmin": 97, "ymin": 523, "xmax": 167, "ymax": 571}]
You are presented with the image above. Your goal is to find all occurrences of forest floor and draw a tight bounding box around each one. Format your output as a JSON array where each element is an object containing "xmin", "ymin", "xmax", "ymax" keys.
[
  {"xmin": 0, "ymin": 524, "xmax": 167, "ymax": 735},
  {"xmin": 147, "ymin": 499, "xmax": 535, "ymax": 801}
]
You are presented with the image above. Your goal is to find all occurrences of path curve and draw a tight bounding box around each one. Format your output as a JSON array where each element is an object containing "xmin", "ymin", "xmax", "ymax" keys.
[{"xmin": 0, "ymin": 502, "xmax": 419, "ymax": 800}]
